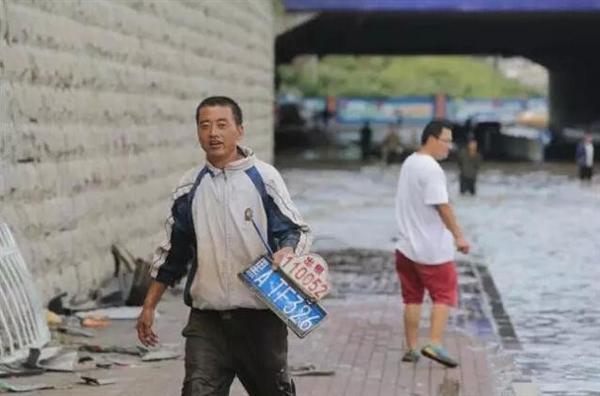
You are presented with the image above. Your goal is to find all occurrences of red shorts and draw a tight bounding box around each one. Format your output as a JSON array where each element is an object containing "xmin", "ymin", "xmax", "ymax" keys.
[{"xmin": 395, "ymin": 250, "xmax": 458, "ymax": 307}]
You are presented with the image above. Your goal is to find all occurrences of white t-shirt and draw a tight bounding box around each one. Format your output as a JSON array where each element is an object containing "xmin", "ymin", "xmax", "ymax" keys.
[
  {"xmin": 395, "ymin": 153, "xmax": 454, "ymax": 265},
  {"xmin": 584, "ymin": 143, "xmax": 594, "ymax": 167}
]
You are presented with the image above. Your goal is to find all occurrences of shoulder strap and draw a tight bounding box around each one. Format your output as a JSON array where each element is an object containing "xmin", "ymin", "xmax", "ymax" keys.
[
  {"xmin": 184, "ymin": 166, "xmax": 211, "ymax": 231},
  {"xmin": 244, "ymin": 166, "xmax": 275, "ymax": 250},
  {"xmin": 244, "ymin": 166, "xmax": 268, "ymax": 204}
]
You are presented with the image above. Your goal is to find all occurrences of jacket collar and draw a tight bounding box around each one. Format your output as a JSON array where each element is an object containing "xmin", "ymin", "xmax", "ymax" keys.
[{"xmin": 205, "ymin": 145, "xmax": 256, "ymax": 175}]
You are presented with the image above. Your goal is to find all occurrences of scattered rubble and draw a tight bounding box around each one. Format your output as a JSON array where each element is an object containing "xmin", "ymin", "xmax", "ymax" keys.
[
  {"xmin": 80, "ymin": 376, "xmax": 117, "ymax": 386},
  {"xmin": 0, "ymin": 232, "xmax": 168, "ymax": 392},
  {"xmin": 0, "ymin": 381, "xmax": 55, "ymax": 392},
  {"xmin": 289, "ymin": 363, "xmax": 335, "ymax": 377}
]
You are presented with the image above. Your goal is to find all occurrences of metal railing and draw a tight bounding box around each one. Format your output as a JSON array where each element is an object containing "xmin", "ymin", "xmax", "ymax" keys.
[{"xmin": 0, "ymin": 223, "xmax": 50, "ymax": 363}]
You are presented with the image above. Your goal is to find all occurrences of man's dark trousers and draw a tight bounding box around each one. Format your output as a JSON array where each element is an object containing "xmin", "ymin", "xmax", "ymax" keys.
[
  {"xmin": 181, "ymin": 308, "xmax": 295, "ymax": 396},
  {"xmin": 460, "ymin": 176, "xmax": 476, "ymax": 195}
]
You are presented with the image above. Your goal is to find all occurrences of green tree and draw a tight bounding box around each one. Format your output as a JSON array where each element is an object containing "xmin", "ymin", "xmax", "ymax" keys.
[{"xmin": 278, "ymin": 56, "xmax": 544, "ymax": 98}]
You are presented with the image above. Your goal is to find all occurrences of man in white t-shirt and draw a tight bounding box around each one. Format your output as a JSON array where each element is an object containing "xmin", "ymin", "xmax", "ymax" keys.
[
  {"xmin": 394, "ymin": 119, "xmax": 470, "ymax": 368},
  {"xmin": 576, "ymin": 133, "xmax": 594, "ymax": 181}
]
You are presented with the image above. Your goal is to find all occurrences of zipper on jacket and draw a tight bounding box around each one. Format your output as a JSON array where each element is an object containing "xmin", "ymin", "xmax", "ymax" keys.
[{"xmin": 222, "ymin": 169, "xmax": 231, "ymax": 305}]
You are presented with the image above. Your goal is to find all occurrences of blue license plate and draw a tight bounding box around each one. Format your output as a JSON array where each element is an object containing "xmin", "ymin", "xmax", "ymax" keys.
[{"xmin": 238, "ymin": 257, "xmax": 327, "ymax": 338}]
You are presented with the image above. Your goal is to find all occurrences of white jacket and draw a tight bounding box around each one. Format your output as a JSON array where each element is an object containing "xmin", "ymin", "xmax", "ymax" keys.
[{"xmin": 151, "ymin": 146, "xmax": 312, "ymax": 310}]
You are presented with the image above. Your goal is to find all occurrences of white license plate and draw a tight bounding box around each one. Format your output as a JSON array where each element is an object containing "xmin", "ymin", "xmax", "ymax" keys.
[{"xmin": 279, "ymin": 254, "xmax": 330, "ymax": 301}]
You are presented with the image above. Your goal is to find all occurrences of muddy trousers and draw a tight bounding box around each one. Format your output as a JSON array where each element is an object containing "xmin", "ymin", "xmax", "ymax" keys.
[{"xmin": 181, "ymin": 308, "xmax": 295, "ymax": 396}]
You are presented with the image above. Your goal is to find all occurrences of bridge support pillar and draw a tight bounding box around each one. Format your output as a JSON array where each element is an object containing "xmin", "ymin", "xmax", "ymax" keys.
[{"xmin": 549, "ymin": 58, "xmax": 600, "ymax": 128}]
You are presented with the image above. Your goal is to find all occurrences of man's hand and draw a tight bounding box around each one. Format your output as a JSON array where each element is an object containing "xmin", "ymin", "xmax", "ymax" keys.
[
  {"xmin": 272, "ymin": 247, "xmax": 295, "ymax": 268},
  {"xmin": 435, "ymin": 204, "xmax": 470, "ymax": 255},
  {"xmin": 455, "ymin": 236, "xmax": 470, "ymax": 254},
  {"xmin": 137, "ymin": 307, "xmax": 159, "ymax": 347}
]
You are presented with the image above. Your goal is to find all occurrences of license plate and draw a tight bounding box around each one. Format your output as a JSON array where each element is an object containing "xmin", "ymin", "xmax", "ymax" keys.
[
  {"xmin": 238, "ymin": 257, "xmax": 327, "ymax": 338},
  {"xmin": 279, "ymin": 254, "xmax": 330, "ymax": 301}
]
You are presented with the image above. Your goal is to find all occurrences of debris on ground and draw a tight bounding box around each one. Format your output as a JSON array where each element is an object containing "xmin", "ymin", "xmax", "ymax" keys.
[
  {"xmin": 0, "ymin": 364, "xmax": 44, "ymax": 379},
  {"xmin": 78, "ymin": 344, "xmax": 148, "ymax": 356},
  {"xmin": 111, "ymin": 244, "xmax": 153, "ymax": 306},
  {"xmin": 45, "ymin": 311, "xmax": 62, "ymax": 326},
  {"xmin": 289, "ymin": 363, "xmax": 335, "ymax": 376},
  {"xmin": 80, "ymin": 376, "xmax": 117, "ymax": 386},
  {"xmin": 38, "ymin": 351, "xmax": 78, "ymax": 372},
  {"xmin": 141, "ymin": 348, "xmax": 180, "ymax": 362},
  {"xmin": 76, "ymin": 306, "xmax": 152, "ymax": 320},
  {"xmin": 80, "ymin": 317, "xmax": 111, "ymax": 329},
  {"xmin": 0, "ymin": 347, "xmax": 60, "ymax": 378},
  {"xmin": 46, "ymin": 244, "xmax": 152, "ymax": 318},
  {"xmin": 92, "ymin": 356, "xmax": 138, "ymax": 370},
  {"xmin": 56, "ymin": 326, "xmax": 95, "ymax": 338},
  {"xmin": 0, "ymin": 381, "xmax": 55, "ymax": 392},
  {"xmin": 0, "ymin": 229, "xmax": 171, "ymax": 391}
]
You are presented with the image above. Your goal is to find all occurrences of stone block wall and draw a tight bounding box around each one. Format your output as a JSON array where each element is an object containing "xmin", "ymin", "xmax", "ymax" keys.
[{"xmin": 0, "ymin": 0, "xmax": 275, "ymax": 299}]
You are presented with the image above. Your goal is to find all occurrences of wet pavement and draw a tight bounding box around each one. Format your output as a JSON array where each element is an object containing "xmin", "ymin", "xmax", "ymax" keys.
[
  {"xmin": 317, "ymin": 248, "xmax": 501, "ymax": 348},
  {"xmin": 282, "ymin": 161, "xmax": 600, "ymax": 395},
  {"xmin": 318, "ymin": 248, "xmax": 506, "ymax": 352}
]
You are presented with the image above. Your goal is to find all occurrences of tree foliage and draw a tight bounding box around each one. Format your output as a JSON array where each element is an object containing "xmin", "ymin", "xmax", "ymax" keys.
[{"xmin": 278, "ymin": 56, "xmax": 544, "ymax": 97}]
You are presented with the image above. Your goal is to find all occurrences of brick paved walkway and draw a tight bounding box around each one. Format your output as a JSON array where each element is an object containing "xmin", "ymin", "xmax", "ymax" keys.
[
  {"xmin": 6, "ymin": 292, "xmax": 494, "ymax": 396},
  {"xmin": 283, "ymin": 295, "xmax": 494, "ymax": 396}
]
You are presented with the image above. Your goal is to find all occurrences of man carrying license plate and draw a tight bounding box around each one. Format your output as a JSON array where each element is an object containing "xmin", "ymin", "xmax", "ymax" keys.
[{"xmin": 136, "ymin": 96, "xmax": 315, "ymax": 396}]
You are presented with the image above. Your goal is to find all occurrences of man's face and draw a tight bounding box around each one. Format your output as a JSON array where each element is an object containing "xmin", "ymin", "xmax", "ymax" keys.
[
  {"xmin": 432, "ymin": 128, "xmax": 453, "ymax": 160},
  {"xmin": 197, "ymin": 105, "xmax": 244, "ymax": 165}
]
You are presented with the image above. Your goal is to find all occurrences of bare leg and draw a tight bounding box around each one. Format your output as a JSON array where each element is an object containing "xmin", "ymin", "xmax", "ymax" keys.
[
  {"xmin": 404, "ymin": 304, "xmax": 422, "ymax": 350},
  {"xmin": 429, "ymin": 304, "xmax": 450, "ymax": 345}
]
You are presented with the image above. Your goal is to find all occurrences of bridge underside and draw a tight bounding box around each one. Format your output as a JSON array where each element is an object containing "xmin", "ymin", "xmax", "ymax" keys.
[{"xmin": 277, "ymin": 12, "xmax": 600, "ymax": 128}]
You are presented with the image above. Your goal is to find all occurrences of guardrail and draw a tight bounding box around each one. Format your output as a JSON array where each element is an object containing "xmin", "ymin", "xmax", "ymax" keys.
[{"xmin": 0, "ymin": 223, "xmax": 50, "ymax": 363}]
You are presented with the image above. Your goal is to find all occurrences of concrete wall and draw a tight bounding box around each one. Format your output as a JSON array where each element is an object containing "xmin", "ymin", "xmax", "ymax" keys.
[{"xmin": 0, "ymin": 0, "xmax": 275, "ymax": 299}]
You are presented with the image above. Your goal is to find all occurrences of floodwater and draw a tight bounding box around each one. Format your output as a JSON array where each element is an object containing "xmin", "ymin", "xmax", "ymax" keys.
[{"xmin": 281, "ymin": 161, "xmax": 600, "ymax": 395}]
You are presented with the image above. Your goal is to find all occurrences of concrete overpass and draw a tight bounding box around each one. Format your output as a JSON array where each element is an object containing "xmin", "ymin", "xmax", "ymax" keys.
[{"xmin": 277, "ymin": 0, "xmax": 600, "ymax": 129}]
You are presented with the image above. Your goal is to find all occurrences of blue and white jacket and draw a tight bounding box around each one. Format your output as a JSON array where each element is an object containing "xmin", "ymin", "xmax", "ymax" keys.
[{"xmin": 151, "ymin": 146, "xmax": 312, "ymax": 310}]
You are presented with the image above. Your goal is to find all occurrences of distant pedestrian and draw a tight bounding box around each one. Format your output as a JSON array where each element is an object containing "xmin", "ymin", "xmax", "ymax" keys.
[
  {"xmin": 381, "ymin": 123, "xmax": 403, "ymax": 165},
  {"xmin": 576, "ymin": 133, "xmax": 594, "ymax": 181},
  {"xmin": 360, "ymin": 121, "xmax": 372, "ymax": 162},
  {"xmin": 457, "ymin": 138, "xmax": 482, "ymax": 195},
  {"xmin": 394, "ymin": 119, "xmax": 470, "ymax": 368}
]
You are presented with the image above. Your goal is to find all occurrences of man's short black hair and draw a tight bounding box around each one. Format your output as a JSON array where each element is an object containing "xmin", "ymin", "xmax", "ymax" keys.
[
  {"xmin": 195, "ymin": 96, "xmax": 243, "ymax": 126},
  {"xmin": 421, "ymin": 119, "xmax": 454, "ymax": 145}
]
